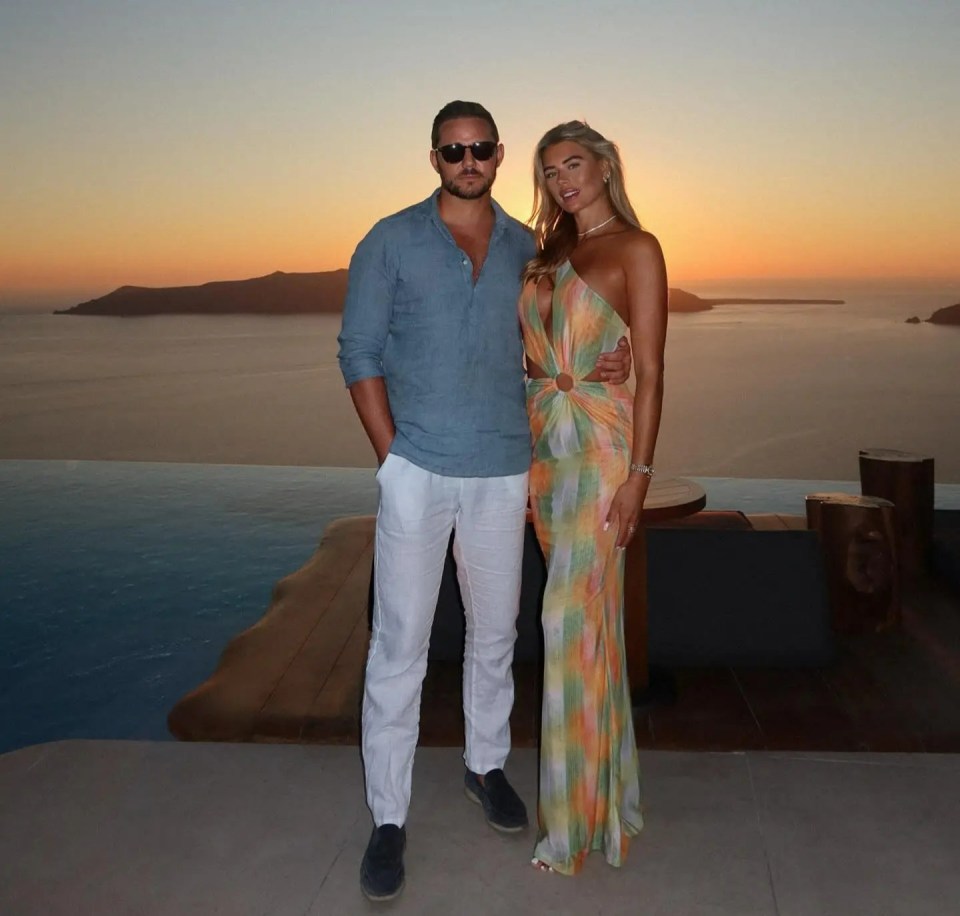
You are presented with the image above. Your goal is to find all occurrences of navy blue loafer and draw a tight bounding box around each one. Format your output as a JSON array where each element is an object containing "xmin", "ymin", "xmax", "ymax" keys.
[
  {"xmin": 464, "ymin": 768, "xmax": 528, "ymax": 833},
  {"xmin": 360, "ymin": 824, "xmax": 406, "ymax": 901}
]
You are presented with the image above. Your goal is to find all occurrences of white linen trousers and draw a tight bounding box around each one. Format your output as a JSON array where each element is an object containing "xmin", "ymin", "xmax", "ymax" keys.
[{"xmin": 362, "ymin": 453, "xmax": 529, "ymax": 827}]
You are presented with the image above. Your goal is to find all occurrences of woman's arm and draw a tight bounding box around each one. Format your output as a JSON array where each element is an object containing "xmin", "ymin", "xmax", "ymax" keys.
[{"xmin": 606, "ymin": 231, "xmax": 668, "ymax": 548}]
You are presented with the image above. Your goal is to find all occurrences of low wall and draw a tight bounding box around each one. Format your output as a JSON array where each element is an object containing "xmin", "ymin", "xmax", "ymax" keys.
[{"xmin": 428, "ymin": 522, "xmax": 835, "ymax": 668}]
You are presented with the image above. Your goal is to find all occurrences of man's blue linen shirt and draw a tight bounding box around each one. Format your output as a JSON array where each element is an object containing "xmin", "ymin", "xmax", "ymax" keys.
[{"xmin": 337, "ymin": 191, "xmax": 536, "ymax": 478}]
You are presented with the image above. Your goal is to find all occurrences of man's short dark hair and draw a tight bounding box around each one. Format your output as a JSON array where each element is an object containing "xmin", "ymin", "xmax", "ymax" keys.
[{"xmin": 431, "ymin": 100, "xmax": 499, "ymax": 149}]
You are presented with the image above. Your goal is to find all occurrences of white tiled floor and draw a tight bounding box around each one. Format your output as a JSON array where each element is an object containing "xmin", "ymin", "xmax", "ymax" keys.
[{"xmin": 1, "ymin": 741, "xmax": 957, "ymax": 915}]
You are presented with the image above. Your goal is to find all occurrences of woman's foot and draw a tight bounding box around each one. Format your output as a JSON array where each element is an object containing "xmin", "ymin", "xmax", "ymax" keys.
[{"xmin": 530, "ymin": 857, "xmax": 554, "ymax": 873}]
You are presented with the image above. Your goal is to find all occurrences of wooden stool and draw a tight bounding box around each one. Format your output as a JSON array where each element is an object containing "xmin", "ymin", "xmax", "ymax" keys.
[
  {"xmin": 805, "ymin": 493, "xmax": 900, "ymax": 633},
  {"xmin": 859, "ymin": 448, "xmax": 935, "ymax": 579}
]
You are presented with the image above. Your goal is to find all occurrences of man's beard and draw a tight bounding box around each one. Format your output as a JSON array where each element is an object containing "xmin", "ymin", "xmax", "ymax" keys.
[{"xmin": 442, "ymin": 170, "xmax": 494, "ymax": 200}]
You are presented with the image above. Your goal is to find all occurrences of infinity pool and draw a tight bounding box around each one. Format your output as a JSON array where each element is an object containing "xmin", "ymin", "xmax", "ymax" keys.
[{"xmin": 0, "ymin": 461, "xmax": 378, "ymax": 753}]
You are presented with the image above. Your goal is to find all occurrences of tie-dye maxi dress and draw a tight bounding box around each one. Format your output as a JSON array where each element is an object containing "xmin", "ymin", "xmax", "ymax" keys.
[{"xmin": 519, "ymin": 259, "xmax": 643, "ymax": 875}]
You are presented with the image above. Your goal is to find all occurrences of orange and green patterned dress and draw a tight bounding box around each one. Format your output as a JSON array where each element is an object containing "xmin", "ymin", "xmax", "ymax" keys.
[{"xmin": 519, "ymin": 259, "xmax": 643, "ymax": 875}]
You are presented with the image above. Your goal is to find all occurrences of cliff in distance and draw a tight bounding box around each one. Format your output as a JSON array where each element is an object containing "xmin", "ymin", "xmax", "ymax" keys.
[
  {"xmin": 58, "ymin": 269, "xmax": 841, "ymax": 316},
  {"xmin": 906, "ymin": 303, "xmax": 960, "ymax": 326},
  {"xmin": 59, "ymin": 271, "xmax": 349, "ymax": 316}
]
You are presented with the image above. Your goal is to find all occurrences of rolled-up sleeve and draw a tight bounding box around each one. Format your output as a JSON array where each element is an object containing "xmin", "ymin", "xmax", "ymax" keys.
[{"xmin": 337, "ymin": 221, "xmax": 396, "ymax": 387}]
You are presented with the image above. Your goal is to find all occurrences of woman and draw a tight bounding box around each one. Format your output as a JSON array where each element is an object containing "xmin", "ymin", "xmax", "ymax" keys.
[{"xmin": 519, "ymin": 121, "xmax": 668, "ymax": 875}]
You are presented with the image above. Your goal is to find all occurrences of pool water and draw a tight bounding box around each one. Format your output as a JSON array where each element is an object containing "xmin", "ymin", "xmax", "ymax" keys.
[{"xmin": 0, "ymin": 461, "xmax": 378, "ymax": 753}]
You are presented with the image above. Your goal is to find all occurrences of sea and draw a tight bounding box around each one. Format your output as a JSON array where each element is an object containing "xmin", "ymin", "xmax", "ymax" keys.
[
  {"xmin": 1, "ymin": 277, "xmax": 958, "ymax": 753},
  {"xmin": 2, "ymin": 277, "xmax": 957, "ymax": 479}
]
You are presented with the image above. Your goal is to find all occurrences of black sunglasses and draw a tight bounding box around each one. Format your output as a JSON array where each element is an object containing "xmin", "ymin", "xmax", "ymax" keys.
[{"xmin": 434, "ymin": 141, "xmax": 498, "ymax": 164}]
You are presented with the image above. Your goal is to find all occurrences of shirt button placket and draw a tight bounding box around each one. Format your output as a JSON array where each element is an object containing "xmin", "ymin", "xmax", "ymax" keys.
[{"xmin": 462, "ymin": 256, "xmax": 476, "ymax": 307}]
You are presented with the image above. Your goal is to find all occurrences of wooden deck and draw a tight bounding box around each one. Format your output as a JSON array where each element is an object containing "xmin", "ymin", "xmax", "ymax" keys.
[{"xmin": 168, "ymin": 514, "xmax": 960, "ymax": 753}]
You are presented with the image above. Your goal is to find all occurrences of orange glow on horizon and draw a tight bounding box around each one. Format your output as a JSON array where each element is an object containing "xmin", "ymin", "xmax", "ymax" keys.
[{"xmin": 2, "ymin": 155, "xmax": 958, "ymax": 304}]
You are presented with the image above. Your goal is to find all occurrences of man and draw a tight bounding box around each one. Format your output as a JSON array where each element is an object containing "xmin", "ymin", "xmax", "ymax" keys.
[{"xmin": 337, "ymin": 100, "xmax": 630, "ymax": 901}]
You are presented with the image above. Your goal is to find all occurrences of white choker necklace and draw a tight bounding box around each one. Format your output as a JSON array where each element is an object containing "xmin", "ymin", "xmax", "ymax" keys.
[{"xmin": 577, "ymin": 214, "xmax": 617, "ymax": 238}]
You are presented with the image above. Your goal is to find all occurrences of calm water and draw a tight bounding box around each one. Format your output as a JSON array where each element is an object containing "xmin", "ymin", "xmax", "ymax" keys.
[
  {"xmin": 0, "ymin": 461, "xmax": 378, "ymax": 753},
  {"xmin": 1, "ymin": 277, "xmax": 958, "ymax": 479},
  {"xmin": 656, "ymin": 278, "xmax": 960, "ymax": 480}
]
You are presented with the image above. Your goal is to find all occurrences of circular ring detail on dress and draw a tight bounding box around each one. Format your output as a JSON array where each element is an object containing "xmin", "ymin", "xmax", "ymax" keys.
[{"xmin": 555, "ymin": 372, "xmax": 574, "ymax": 392}]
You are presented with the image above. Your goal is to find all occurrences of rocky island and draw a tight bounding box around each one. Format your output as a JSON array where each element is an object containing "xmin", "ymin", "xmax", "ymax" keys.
[
  {"xmin": 57, "ymin": 270, "xmax": 844, "ymax": 316},
  {"xmin": 905, "ymin": 303, "xmax": 960, "ymax": 326},
  {"xmin": 58, "ymin": 270, "xmax": 349, "ymax": 316}
]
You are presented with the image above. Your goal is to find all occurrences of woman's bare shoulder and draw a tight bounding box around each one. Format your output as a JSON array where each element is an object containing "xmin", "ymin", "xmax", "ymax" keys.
[
  {"xmin": 607, "ymin": 229, "xmax": 664, "ymax": 284},
  {"xmin": 618, "ymin": 227, "xmax": 662, "ymax": 259}
]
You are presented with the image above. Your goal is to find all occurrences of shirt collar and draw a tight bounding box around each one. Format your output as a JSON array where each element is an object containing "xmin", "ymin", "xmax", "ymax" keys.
[{"xmin": 426, "ymin": 189, "xmax": 508, "ymax": 241}]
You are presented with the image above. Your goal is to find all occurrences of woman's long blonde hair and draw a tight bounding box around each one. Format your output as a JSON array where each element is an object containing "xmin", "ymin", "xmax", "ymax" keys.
[{"xmin": 522, "ymin": 121, "xmax": 642, "ymax": 285}]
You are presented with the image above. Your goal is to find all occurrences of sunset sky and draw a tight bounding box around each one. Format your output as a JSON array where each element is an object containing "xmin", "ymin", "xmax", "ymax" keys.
[{"xmin": 2, "ymin": 0, "xmax": 958, "ymax": 310}]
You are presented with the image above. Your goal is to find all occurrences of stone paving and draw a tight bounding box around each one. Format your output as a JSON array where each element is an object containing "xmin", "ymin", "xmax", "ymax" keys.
[{"xmin": 2, "ymin": 740, "xmax": 958, "ymax": 915}]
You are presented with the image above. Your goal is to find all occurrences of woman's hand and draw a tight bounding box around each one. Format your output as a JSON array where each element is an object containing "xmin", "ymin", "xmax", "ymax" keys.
[{"xmin": 605, "ymin": 476, "xmax": 649, "ymax": 549}]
